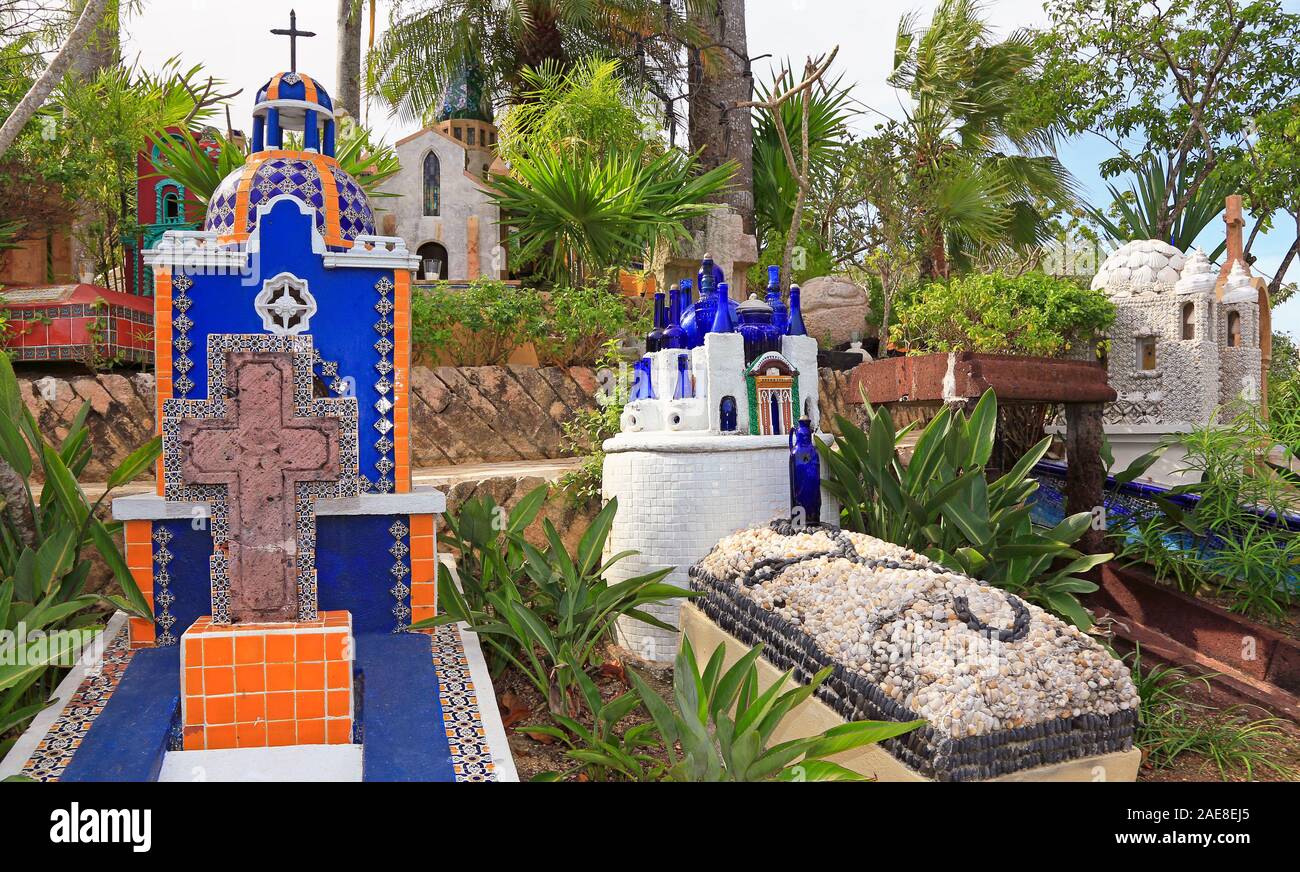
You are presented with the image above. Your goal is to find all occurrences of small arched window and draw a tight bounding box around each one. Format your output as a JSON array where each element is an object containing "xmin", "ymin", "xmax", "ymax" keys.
[
  {"xmin": 1227, "ymin": 310, "xmax": 1242, "ymax": 347},
  {"xmin": 157, "ymin": 183, "xmax": 184, "ymax": 223},
  {"xmin": 1181, "ymin": 302, "xmax": 1195, "ymax": 340},
  {"xmin": 422, "ymin": 151, "xmax": 440, "ymax": 217},
  {"xmin": 719, "ymin": 396, "xmax": 737, "ymax": 431}
]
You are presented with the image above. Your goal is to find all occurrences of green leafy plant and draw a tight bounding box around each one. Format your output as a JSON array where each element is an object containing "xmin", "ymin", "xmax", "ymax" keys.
[
  {"xmin": 534, "ymin": 282, "xmax": 648, "ymax": 367},
  {"xmin": 1128, "ymin": 646, "xmax": 1293, "ymax": 780},
  {"xmin": 1085, "ymin": 154, "xmax": 1232, "ymax": 260},
  {"xmin": 891, "ymin": 271, "xmax": 1114, "ymax": 357},
  {"xmin": 818, "ymin": 390, "xmax": 1110, "ymax": 629},
  {"xmin": 626, "ymin": 637, "xmax": 925, "ymax": 782},
  {"xmin": 410, "ymin": 278, "xmax": 545, "ymax": 365},
  {"xmin": 525, "ymin": 668, "xmax": 662, "ymax": 782},
  {"xmin": 0, "ymin": 355, "xmax": 159, "ymax": 752},
  {"xmin": 557, "ymin": 340, "xmax": 630, "ymax": 507},
  {"xmin": 435, "ymin": 485, "xmax": 548, "ymax": 675},
  {"xmin": 1111, "ymin": 410, "xmax": 1299, "ymax": 620},
  {"xmin": 419, "ymin": 497, "xmax": 688, "ymax": 717},
  {"xmin": 489, "ymin": 145, "xmax": 735, "ymax": 286}
]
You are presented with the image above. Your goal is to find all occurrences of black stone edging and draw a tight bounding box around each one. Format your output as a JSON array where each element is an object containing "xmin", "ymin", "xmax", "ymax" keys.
[{"xmin": 687, "ymin": 532, "xmax": 1137, "ymax": 782}]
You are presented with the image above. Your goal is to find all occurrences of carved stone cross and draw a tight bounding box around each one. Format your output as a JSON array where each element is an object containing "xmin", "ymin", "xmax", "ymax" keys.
[{"xmin": 178, "ymin": 352, "xmax": 340, "ymax": 623}]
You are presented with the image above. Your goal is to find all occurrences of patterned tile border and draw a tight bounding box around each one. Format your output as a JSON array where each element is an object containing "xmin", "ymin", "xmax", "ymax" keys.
[
  {"xmin": 10, "ymin": 616, "xmax": 134, "ymax": 781},
  {"xmin": 3, "ymin": 614, "xmax": 516, "ymax": 783}
]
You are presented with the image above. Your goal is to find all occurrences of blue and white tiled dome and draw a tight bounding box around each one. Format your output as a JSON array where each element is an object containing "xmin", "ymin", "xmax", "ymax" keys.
[{"xmin": 203, "ymin": 149, "xmax": 375, "ymax": 248}]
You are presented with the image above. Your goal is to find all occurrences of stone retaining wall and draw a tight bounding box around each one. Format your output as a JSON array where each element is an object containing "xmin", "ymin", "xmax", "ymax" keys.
[{"xmin": 17, "ymin": 365, "xmax": 860, "ymax": 478}]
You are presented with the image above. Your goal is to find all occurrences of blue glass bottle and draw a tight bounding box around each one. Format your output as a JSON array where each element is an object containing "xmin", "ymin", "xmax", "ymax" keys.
[
  {"xmin": 630, "ymin": 356, "xmax": 654, "ymax": 401},
  {"xmin": 765, "ymin": 265, "xmax": 788, "ymax": 335},
  {"xmin": 737, "ymin": 293, "xmax": 779, "ymax": 363},
  {"xmin": 646, "ymin": 291, "xmax": 665, "ymax": 353},
  {"xmin": 711, "ymin": 281, "xmax": 736, "ymax": 334},
  {"xmin": 786, "ymin": 283, "xmax": 807, "ymax": 336},
  {"xmin": 682, "ymin": 260, "xmax": 737, "ymax": 347},
  {"xmin": 673, "ymin": 353, "xmax": 693, "ymax": 399},
  {"xmin": 789, "ymin": 417, "xmax": 821, "ymax": 524},
  {"xmin": 662, "ymin": 283, "xmax": 687, "ymax": 349}
]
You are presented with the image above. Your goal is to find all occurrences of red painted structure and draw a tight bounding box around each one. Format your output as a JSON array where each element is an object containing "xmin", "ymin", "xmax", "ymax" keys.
[{"xmin": 3, "ymin": 283, "xmax": 152, "ymax": 364}]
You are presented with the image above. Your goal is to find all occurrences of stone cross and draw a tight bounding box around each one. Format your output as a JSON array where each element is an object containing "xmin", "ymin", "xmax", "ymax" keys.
[
  {"xmin": 270, "ymin": 9, "xmax": 315, "ymax": 73},
  {"xmin": 178, "ymin": 352, "xmax": 340, "ymax": 623}
]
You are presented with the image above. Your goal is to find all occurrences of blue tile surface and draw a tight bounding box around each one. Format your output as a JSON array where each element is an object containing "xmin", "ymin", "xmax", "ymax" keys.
[{"xmin": 356, "ymin": 632, "xmax": 455, "ymax": 782}]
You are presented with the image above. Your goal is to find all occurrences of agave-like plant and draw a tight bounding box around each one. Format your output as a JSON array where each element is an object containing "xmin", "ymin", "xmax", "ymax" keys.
[
  {"xmin": 488, "ymin": 145, "xmax": 735, "ymax": 286},
  {"xmin": 1087, "ymin": 153, "xmax": 1232, "ymax": 259},
  {"xmin": 629, "ymin": 637, "xmax": 925, "ymax": 782},
  {"xmin": 817, "ymin": 389, "xmax": 1112, "ymax": 629}
]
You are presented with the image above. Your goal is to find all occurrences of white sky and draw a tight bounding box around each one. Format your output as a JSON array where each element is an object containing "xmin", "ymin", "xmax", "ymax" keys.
[{"xmin": 121, "ymin": 0, "xmax": 1300, "ymax": 332}]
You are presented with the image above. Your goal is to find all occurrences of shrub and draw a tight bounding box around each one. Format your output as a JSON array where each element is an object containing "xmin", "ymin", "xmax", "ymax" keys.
[
  {"xmin": 891, "ymin": 271, "xmax": 1114, "ymax": 357},
  {"xmin": 534, "ymin": 283, "xmax": 649, "ymax": 367},
  {"xmin": 410, "ymin": 278, "xmax": 544, "ymax": 366},
  {"xmin": 557, "ymin": 341, "xmax": 628, "ymax": 506},
  {"xmin": 818, "ymin": 389, "xmax": 1110, "ymax": 629}
]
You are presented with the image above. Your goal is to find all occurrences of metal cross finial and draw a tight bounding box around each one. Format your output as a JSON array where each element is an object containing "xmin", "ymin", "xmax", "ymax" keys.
[{"xmin": 270, "ymin": 9, "xmax": 316, "ymax": 72}]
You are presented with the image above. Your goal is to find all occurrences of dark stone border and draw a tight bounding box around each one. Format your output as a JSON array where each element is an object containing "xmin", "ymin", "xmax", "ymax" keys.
[{"xmin": 687, "ymin": 524, "xmax": 1137, "ymax": 782}]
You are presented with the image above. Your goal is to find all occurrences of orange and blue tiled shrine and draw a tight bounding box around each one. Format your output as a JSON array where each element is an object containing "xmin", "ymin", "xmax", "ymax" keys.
[{"xmin": 58, "ymin": 65, "xmax": 456, "ymax": 781}]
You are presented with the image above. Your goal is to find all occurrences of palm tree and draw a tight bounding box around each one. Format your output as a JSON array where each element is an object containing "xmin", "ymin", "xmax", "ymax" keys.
[
  {"xmin": 366, "ymin": 0, "xmax": 710, "ymax": 124},
  {"xmin": 889, "ymin": 0, "xmax": 1075, "ymax": 278}
]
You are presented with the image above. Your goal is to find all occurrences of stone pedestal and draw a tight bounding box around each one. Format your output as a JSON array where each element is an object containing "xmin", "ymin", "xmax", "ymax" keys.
[
  {"xmin": 180, "ymin": 611, "xmax": 355, "ymax": 750},
  {"xmin": 600, "ymin": 433, "xmax": 836, "ymax": 663}
]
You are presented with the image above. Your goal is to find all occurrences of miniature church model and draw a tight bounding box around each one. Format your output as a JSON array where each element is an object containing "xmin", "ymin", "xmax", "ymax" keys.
[
  {"xmin": 1088, "ymin": 198, "xmax": 1268, "ymax": 485},
  {"xmin": 602, "ymin": 261, "xmax": 833, "ymax": 662},
  {"xmin": 106, "ymin": 42, "xmax": 448, "ymax": 760}
]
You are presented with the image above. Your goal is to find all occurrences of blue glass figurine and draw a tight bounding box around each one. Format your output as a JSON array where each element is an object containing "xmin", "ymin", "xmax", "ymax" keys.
[
  {"xmin": 786, "ymin": 283, "xmax": 808, "ymax": 336},
  {"xmin": 789, "ymin": 416, "xmax": 821, "ymax": 523}
]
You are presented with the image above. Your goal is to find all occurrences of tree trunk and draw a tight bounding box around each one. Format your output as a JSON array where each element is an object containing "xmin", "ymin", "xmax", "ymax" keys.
[
  {"xmin": 69, "ymin": 0, "xmax": 119, "ymax": 285},
  {"xmin": 517, "ymin": 1, "xmax": 567, "ymax": 78},
  {"xmin": 336, "ymin": 0, "xmax": 363, "ymax": 119},
  {"xmin": 687, "ymin": 0, "xmax": 754, "ymax": 234},
  {"xmin": 1064, "ymin": 402, "xmax": 1106, "ymax": 555},
  {"xmin": 0, "ymin": 0, "xmax": 112, "ymax": 159}
]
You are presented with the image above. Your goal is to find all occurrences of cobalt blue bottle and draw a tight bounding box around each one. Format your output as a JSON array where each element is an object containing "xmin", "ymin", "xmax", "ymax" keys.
[
  {"xmin": 789, "ymin": 417, "xmax": 821, "ymax": 524},
  {"xmin": 711, "ymin": 281, "xmax": 736, "ymax": 334},
  {"xmin": 786, "ymin": 283, "xmax": 807, "ymax": 336},
  {"xmin": 662, "ymin": 283, "xmax": 687, "ymax": 349},
  {"xmin": 646, "ymin": 291, "xmax": 665, "ymax": 353},
  {"xmin": 673, "ymin": 353, "xmax": 693, "ymax": 399},
  {"xmin": 766, "ymin": 265, "xmax": 788, "ymax": 335}
]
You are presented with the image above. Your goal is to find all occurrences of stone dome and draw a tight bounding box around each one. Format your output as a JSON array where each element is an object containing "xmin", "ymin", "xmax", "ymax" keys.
[
  {"xmin": 1090, "ymin": 239, "xmax": 1187, "ymax": 297},
  {"xmin": 204, "ymin": 151, "xmax": 376, "ymax": 249}
]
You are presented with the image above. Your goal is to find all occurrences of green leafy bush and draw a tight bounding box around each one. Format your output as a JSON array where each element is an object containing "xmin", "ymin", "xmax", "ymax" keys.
[
  {"xmin": 410, "ymin": 278, "xmax": 544, "ymax": 366},
  {"xmin": 0, "ymin": 355, "xmax": 159, "ymax": 752},
  {"xmin": 628, "ymin": 637, "xmax": 923, "ymax": 782},
  {"xmin": 418, "ymin": 497, "xmax": 688, "ymax": 717},
  {"xmin": 557, "ymin": 341, "xmax": 628, "ymax": 506},
  {"xmin": 1113, "ymin": 410, "xmax": 1299, "ymax": 620},
  {"xmin": 891, "ymin": 271, "xmax": 1114, "ymax": 357},
  {"xmin": 534, "ymin": 283, "xmax": 649, "ymax": 367},
  {"xmin": 818, "ymin": 390, "xmax": 1110, "ymax": 629}
]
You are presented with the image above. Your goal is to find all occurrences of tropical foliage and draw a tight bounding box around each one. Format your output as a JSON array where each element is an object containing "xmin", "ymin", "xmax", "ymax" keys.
[
  {"xmin": 366, "ymin": 0, "xmax": 707, "ymax": 123},
  {"xmin": 818, "ymin": 391, "xmax": 1110, "ymax": 629},
  {"xmin": 891, "ymin": 271, "xmax": 1115, "ymax": 357},
  {"xmin": 1086, "ymin": 154, "xmax": 1233, "ymax": 259},
  {"xmin": 889, "ymin": 0, "xmax": 1075, "ymax": 277},
  {"xmin": 0, "ymin": 354, "xmax": 159, "ymax": 753},
  {"xmin": 416, "ymin": 496, "xmax": 689, "ymax": 717},
  {"xmin": 495, "ymin": 56, "xmax": 660, "ymax": 167},
  {"xmin": 488, "ymin": 145, "xmax": 734, "ymax": 286}
]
